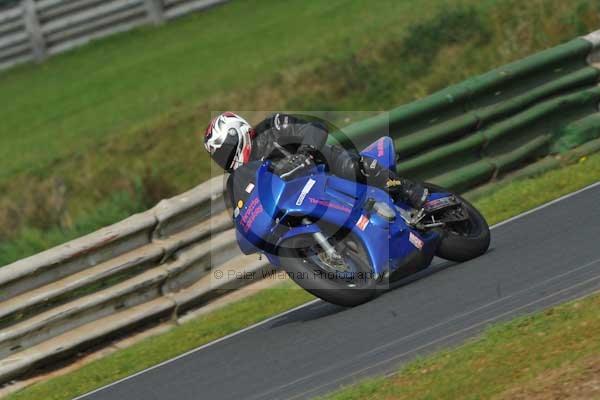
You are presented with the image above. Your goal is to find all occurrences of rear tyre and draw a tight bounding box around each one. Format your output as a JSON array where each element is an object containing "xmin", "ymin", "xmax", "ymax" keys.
[
  {"xmin": 278, "ymin": 233, "xmax": 377, "ymax": 307},
  {"xmin": 424, "ymin": 183, "xmax": 490, "ymax": 262}
]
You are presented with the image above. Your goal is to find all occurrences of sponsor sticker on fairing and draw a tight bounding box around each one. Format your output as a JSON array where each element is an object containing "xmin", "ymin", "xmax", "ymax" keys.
[
  {"xmin": 240, "ymin": 197, "xmax": 263, "ymax": 233},
  {"xmin": 245, "ymin": 183, "xmax": 255, "ymax": 193},
  {"xmin": 409, "ymin": 232, "xmax": 424, "ymax": 250},
  {"xmin": 308, "ymin": 198, "xmax": 352, "ymax": 213},
  {"xmin": 296, "ymin": 178, "xmax": 316, "ymax": 206},
  {"xmin": 356, "ymin": 215, "xmax": 369, "ymax": 231},
  {"xmin": 377, "ymin": 138, "xmax": 385, "ymax": 157},
  {"xmin": 424, "ymin": 196, "xmax": 453, "ymax": 212}
]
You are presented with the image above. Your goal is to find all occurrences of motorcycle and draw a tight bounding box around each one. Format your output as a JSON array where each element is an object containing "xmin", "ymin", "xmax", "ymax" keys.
[{"xmin": 233, "ymin": 136, "xmax": 490, "ymax": 306}]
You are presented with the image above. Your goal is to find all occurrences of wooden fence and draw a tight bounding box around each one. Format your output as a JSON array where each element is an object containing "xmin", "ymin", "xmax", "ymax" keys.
[{"xmin": 0, "ymin": 0, "xmax": 229, "ymax": 71}]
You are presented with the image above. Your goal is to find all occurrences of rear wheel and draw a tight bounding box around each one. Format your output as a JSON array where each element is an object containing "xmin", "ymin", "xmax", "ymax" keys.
[
  {"xmin": 278, "ymin": 233, "xmax": 377, "ymax": 307},
  {"xmin": 423, "ymin": 183, "xmax": 490, "ymax": 262}
]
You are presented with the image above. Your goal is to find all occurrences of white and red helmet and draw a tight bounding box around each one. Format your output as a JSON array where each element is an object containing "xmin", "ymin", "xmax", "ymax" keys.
[{"xmin": 204, "ymin": 112, "xmax": 253, "ymax": 172}]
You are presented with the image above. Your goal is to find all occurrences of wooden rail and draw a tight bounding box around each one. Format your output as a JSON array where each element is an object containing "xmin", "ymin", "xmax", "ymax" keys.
[{"xmin": 0, "ymin": 0, "xmax": 229, "ymax": 71}]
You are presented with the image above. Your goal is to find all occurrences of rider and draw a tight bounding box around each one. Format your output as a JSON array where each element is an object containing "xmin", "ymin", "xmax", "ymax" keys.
[{"xmin": 203, "ymin": 112, "xmax": 427, "ymax": 211}]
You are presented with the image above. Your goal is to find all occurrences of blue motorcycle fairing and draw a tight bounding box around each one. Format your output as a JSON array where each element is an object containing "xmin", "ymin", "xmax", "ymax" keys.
[
  {"xmin": 235, "ymin": 177, "xmax": 440, "ymax": 276},
  {"xmin": 236, "ymin": 227, "xmax": 256, "ymax": 255},
  {"xmin": 234, "ymin": 163, "xmax": 356, "ymax": 256},
  {"xmin": 359, "ymin": 136, "xmax": 396, "ymax": 171},
  {"xmin": 234, "ymin": 137, "xmax": 444, "ymax": 277}
]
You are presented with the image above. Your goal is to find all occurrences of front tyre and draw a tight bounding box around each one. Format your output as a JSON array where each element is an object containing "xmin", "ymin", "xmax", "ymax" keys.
[{"xmin": 278, "ymin": 233, "xmax": 377, "ymax": 307}]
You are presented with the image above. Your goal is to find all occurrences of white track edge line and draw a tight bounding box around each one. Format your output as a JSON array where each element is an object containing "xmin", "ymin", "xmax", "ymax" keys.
[
  {"xmin": 72, "ymin": 299, "xmax": 321, "ymax": 400},
  {"xmin": 74, "ymin": 179, "xmax": 600, "ymax": 399},
  {"xmin": 244, "ymin": 256, "xmax": 600, "ymax": 400},
  {"xmin": 489, "ymin": 180, "xmax": 600, "ymax": 228},
  {"xmin": 289, "ymin": 277, "xmax": 600, "ymax": 400}
]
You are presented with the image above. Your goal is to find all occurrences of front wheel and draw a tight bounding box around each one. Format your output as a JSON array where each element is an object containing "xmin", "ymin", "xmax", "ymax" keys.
[
  {"xmin": 278, "ymin": 233, "xmax": 377, "ymax": 307},
  {"xmin": 424, "ymin": 183, "xmax": 491, "ymax": 262}
]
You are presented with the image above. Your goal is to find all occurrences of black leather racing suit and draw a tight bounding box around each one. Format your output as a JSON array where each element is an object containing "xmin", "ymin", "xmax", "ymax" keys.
[{"xmin": 225, "ymin": 113, "xmax": 425, "ymax": 210}]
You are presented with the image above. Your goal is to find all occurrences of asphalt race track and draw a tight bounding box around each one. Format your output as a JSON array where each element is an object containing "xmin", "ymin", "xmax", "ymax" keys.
[{"xmin": 77, "ymin": 182, "xmax": 600, "ymax": 400}]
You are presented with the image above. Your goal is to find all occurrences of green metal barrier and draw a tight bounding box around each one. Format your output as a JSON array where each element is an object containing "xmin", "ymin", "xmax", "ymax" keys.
[{"xmin": 329, "ymin": 32, "xmax": 600, "ymax": 192}]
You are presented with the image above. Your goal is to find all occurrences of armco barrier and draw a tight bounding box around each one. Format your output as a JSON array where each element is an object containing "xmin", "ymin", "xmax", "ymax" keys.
[
  {"xmin": 330, "ymin": 32, "xmax": 600, "ymax": 191},
  {"xmin": 0, "ymin": 31, "xmax": 599, "ymax": 384},
  {"xmin": 0, "ymin": 175, "xmax": 247, "ymax": 382},
  {"xmin": 0, "ymin": 0, "xmax": 230, "ymax": 71}
]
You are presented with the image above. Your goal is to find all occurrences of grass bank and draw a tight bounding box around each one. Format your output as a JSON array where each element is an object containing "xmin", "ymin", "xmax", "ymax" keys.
[
  {"xmin": 4, "ymin": 150, "xmax": 600, "ymax": 400},
  {"xmin": 468, "ymin": 153, "xmax": 600, "ymax": 225},
  {"xmin": 1, "ymin": 0, "xmax": 599, "ymax": 265}
]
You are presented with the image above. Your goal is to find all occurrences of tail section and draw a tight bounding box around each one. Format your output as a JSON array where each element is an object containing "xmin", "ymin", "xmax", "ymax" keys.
[{"xmin": 360, "ymin": 137, "xmax": 396, "ymax": 171}]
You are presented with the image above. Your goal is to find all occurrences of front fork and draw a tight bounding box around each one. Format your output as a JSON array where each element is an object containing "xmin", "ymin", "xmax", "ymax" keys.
[
  {"xmin": 312, "ymin": 231, "xmax": 338, "ymax": 258},
  {"xmin": 301, "ymin": 217, "xmax": 346, "ymax": 268},
  {"xmin": 301, "ymin": 217, "xmax": 337, "ymax": 258}
]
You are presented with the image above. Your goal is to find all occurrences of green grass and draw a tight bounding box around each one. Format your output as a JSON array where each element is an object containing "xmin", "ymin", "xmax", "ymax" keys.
[
  {"xmin": 0, "ymin": 190, "xmax": 147, "ymax": 265},
  {"xmin": 4, "ymin": 149, "xmax": 600, "ymax": 400},
  {"xmin": 467, "ymin": 153, "xmax": 600, "ymax": 226},
  {"xmin": 1, "ymin": 0, "xmax": 599, "ymax": 263},
  {"xmin": 321, "ymin": 293, "xmax": 600, "ymax": 400},
  {"xmin": 0, "ymin": 0, "xmax": 448, "ymax": 179}
]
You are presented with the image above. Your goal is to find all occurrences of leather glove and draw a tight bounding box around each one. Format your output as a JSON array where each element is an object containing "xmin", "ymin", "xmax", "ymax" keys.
[{"xmin": 272, "ymin": 152, "xmax": 314, "ymax": 180}]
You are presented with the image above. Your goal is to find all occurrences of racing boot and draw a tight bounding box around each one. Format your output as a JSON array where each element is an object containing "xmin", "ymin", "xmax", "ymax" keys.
[
  {"xmin": 357, "ymin": 156, "xmax": 428, "ymax": 209},
  {"xmin": 385, "ymin": 178, "xmax": 428, "ymax": 209}
]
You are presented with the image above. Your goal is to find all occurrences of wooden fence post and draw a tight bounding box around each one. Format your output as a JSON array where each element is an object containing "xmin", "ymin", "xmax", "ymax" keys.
[
  {"xmin": 145, "ymin": 0, "xmax": 164, "ymax": 24},
  {"xmin": 22, "ymin": 0, "xmax": 46, "ymax": 62}
]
